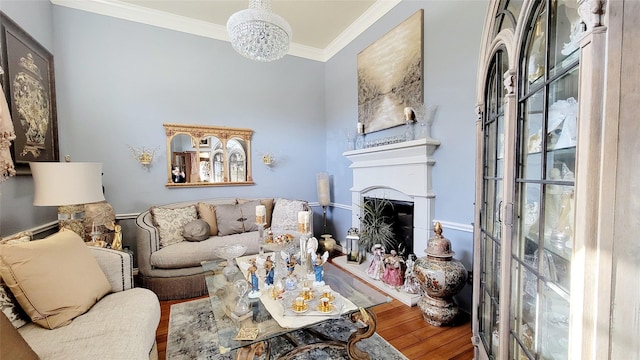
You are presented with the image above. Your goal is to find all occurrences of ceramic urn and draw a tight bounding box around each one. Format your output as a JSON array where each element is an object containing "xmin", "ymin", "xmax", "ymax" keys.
[{"xmin": 414, "ymin": 222, "xmax": 467, "ymax": 326}]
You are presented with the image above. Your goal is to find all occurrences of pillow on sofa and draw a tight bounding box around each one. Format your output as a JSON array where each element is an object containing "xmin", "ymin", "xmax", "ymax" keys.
[
  {"xmin": 0, "ymin": 231, "xmax": 32, "ymax": 245},
  {"xmin": 0, "ymin": 312, "xmax": 38, "ymax": 360},
  {"xmin": 183, "ymin": 219, "xmax": 210, "ymax": 241},
  {"xmin": 271, "ymin": 198, "xmax": 306, "ymax": 233},
  {"xmin": 238, "ymin": 198, "xmax": 274, "ymax": 228},
  {"xmin": 0, "ymin": 280, "xmax": 29, "ymax": 329},
  {"xmin": 196, "ymin": 202, "xmax": 220, "ymax": 236},
  {"xmin": 215, "ymin": 200, "xmax": 261, "ymax": 236},
  {"xmin": 0, "ymin": 232, "xmax": 31, "ymax": 328},
  {"xmin": 150, "ymin": 205, "xmax": 198, "ymax": 248},
  {"xmin": 0, "ymin": 229, "xmax": 111, "ymax": 329}
]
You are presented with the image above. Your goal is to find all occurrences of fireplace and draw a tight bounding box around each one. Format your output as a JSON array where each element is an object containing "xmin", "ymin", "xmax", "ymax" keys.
[
  {"xmin": 345, "ymin": 138, "xmax": 440, "ymax": 255},
  {"xmin": 341, "ymin": 138, "xmax": 440, "ymax": 306},
  {"xmin": 363, "ymin": 197, "xmax": 414, "ymax": 255}
]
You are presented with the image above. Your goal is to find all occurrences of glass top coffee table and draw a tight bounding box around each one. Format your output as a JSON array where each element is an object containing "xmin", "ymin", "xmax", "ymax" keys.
[{"xmin": 201, "ymin": 254, "xmax": 391, "ymax": 360}]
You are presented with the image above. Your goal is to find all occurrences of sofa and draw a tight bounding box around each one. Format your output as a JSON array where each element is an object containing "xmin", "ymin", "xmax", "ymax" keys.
[
  {"xmin": 0, "ymin": 230, "xmax": 160, "ymax": 360},
  {"xmin": 136, "ymin": 197, "xmax": 312, "ymax": 300}
]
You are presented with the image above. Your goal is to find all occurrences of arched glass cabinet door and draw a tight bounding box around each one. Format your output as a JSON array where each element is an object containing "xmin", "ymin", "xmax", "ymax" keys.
[
  {"xmin": 478, "ymin": 47, "xmax": 508, "ymax": 359},
  {"xmin": 510, "ymin": 1, "xmax": 581, "ymax": 359}
]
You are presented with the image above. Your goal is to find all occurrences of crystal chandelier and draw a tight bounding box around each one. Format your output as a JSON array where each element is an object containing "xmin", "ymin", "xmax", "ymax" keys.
[{"xmin": 227, "ymin": 0, "xmax": 292, "ymax": 62}]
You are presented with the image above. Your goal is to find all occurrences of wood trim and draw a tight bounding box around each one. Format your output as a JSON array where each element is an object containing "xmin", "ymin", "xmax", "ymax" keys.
[{"xmin": 569, "ymin": 24, "xmax": 608, "ymax": 360}]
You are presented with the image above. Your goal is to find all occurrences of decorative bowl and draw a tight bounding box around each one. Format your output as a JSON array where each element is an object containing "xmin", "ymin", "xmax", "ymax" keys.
[
  {"xmin": 214, "ymin": 244, "xmax": 247, "ymax": 260},
  {"xmin": 214, "ymin": 244, "xmax": 247, "ymax": 279}
]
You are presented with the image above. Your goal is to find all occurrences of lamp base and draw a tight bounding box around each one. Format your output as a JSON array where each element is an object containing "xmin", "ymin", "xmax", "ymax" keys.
[{"xmin": 58, "ymin": 205, "xmax": 87, "ymax": 240}]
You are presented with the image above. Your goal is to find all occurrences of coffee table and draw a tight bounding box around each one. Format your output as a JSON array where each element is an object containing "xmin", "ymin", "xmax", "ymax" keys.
[{"xmin": 202, "ymin": 254, "xmax": 391, "ymax": 360}]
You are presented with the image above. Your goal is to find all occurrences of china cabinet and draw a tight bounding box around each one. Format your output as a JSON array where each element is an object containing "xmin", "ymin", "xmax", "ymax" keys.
[{"xmin": 473, "ymin": 1, "xmax": 639, "ymax": 359}]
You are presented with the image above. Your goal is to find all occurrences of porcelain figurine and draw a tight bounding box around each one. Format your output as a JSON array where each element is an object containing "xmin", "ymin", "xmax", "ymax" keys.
[
  {"xmin": 366, "ymin": 244, "xmax": 385, "ymax": 280},
  {"xmin": 306, "ymin": 237, "xmax": 318, "ymax": 274},
  {"xmin": 381, "ymin": 250, "xmax": 404, "ymax": 288},
  {"xmin": 264, "ymin": 256, "xmax": 274, "ymax": 287},
  {"xmin": 401, "ymin": 253, "xmax": 421, "ymax": 294},
  {"xmin": 247, "ymin": 260, "xmax": 260, "ymax": 298},
  {"xmin": 312, "ymin": 251, "xmax": 330, "ymax": 286}
]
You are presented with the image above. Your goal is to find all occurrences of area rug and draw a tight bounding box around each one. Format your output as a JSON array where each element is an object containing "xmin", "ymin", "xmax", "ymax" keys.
[{"xmin": 167, "ymin": 298, "xmax": 407, "ymax": 360}]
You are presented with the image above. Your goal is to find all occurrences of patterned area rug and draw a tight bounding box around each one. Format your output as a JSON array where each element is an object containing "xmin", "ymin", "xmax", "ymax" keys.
[{"xmin": 167, "ymin": 298, "xmax": 407, "ymax": 360}]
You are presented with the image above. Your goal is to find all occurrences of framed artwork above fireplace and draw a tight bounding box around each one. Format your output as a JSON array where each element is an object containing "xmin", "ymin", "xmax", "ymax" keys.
[{"xmin": 357, "ymin": 9, "xmax": 424, "ymax": 134}]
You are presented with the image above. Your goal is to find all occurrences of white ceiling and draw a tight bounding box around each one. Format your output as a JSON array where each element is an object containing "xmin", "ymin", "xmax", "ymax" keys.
[{"xmin": 52, "ymin": 0, "xmax": 402, "ymax": 62}]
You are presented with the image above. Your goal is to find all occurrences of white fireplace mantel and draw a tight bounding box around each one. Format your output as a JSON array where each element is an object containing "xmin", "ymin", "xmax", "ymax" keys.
[{"xmin": 344, "ymin": 138, "xmax": 440, "ymax": 255}]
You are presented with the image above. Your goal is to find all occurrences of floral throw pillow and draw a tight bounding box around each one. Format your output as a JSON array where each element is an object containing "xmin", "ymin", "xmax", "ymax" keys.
[
  {"xmin": 0, "ymin": 232, "xmax": 31, "ymax": 328},
  {"xmin": 0, "ymin": 231, "xmax": 32, "ymax": 245},
  {"xmin": 150, "ymin": 205, "xmax": 198, "ymax": 248},
  {"xmin": 0, "ymin": 280, "xmax": 29, "ymax": 328},
  {"xmin": 271, "ymin": 199, "xmax": 306, "ymax": 233}
]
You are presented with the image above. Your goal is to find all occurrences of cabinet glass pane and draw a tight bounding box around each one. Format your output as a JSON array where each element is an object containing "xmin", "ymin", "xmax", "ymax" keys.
[
  {"xmin": 521, "ymin": 91, "xmax": 544, "ymax": 180},
  {"xmin": 524, "ymin": 3, "xmax": 547, "ymax": 91},
  {"xmin": 480, "ymin": 234, "xmax": 501, "ymax": 358},
  {"xmin": 493, "ymin": 0, "xmax": 522, "ymax": 36},
  {"xmin": 546, "ymin": 68, "xmax": 579, "ymax": 153},
  {"xmin": 511, "ymin": 259, "xmax": 537, "ymax": 359},
  {"xmin": 517, "ymin": 182, "xmax": 541, "ymax": 257},
  {"xmin": 494, "ymin": 180, "xmax": 503, "ymax": 238},
  {"xmin": 543, "ymin": 183, "xmax": 573, "ymax": 260},
  {"xmin": 486, "ymin": 119, "xmax": 497, "ymax": 174},
  {"xmin": 549, "ymin": 0, "xmax": 581, "ymax": 78},
  {"xmin": 539, "ymin": 284, "xmax": 570, "ymax": 359},
  {"xmin": 483, "ymin": 179, "xmax": 496, "ymax": 235}
]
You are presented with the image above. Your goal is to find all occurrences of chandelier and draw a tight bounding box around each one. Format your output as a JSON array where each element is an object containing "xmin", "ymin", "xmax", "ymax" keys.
[{"xmin": 227, "ymin": 0, "xmax": 292, "ymax": 62}]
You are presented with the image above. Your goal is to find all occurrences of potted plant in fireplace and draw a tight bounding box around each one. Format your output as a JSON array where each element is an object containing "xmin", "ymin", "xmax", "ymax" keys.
[{"xmin": 358, "ymin": 197, "xmax": 395, "ymax": 260}]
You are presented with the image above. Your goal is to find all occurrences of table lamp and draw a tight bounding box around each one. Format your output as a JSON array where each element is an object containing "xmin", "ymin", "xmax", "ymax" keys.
[{"xmin": 30, "ymin": 162, "xmax": 105, "ymax": 240}]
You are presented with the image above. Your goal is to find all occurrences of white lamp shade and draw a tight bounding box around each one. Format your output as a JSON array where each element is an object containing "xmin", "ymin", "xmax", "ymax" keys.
[
  {"xmin": 316, "ymin": 172, "xmax": 330, "ymax": 206},
  {"xmin": 30, "ymin": 162, "xmax": 105, "ymax": 206}
]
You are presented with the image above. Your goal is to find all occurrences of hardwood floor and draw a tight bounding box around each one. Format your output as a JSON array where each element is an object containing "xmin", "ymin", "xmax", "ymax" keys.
[{"xmin": 155, "ymin": 296, "xmax": 474, "ymax": 360}]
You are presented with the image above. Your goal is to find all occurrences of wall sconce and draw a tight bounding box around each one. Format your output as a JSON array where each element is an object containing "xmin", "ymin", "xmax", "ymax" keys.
[
  {"xmin": 128, "ymin": 145, "xmax": 158, "ymax": 169},
  {"xmin": 261, "ymin": 153, "xmax": 275, "ymax": 167}
]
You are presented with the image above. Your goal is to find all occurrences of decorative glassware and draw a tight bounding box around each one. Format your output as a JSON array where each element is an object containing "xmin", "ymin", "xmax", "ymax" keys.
[
  {"xmin": 343, "ymin": 128, "xmax": 357, "ymax": 150},
  {"xmin": 414, "ymin": 104, "xmax": 438, "ymax": 139},
  {"xmin": 213, "ymin": 244, "xmax": 247, "ymax": 280},
  {"xmin": 403, "ymin": 120, "xmax": 415, "ymax": 141},
  {"xmin": 232, "ymin": 279, "xmax": 250, "ymax": 316}
]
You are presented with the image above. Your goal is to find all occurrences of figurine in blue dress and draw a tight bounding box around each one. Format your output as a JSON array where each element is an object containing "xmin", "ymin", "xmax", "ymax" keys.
[
  {"xmin": 264, "ymin": 256, "xmax": 274, "ymax": 286},
  {"xmin": 312, "ymin": 251, "xmax": 330, "ymax": 286},
  {"xmin": 247, "ymin": 260, "xmax": 260, "ymax": 298}
]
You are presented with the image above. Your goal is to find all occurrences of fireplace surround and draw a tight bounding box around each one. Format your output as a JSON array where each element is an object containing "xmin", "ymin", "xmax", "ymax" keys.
[
  {"xmin": 341, "ymin": 138, "xmax": 440, "ymax": 305},
  {"xmin": 345, "ymin": 138, "xmax": 440, "ymax": 255}
]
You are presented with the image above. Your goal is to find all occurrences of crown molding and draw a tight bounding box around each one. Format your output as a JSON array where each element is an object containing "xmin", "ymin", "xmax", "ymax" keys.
[
  {"xmin": 51, "ymin": 0, "xmax": 230, "ymax": 40},
  {"xmin": 322, "ymin": 0, "xmax": 402, "ymax": 62},
  {"xmin": 51, "ymin": 0, "xmax": 399, "ymax": 63}
]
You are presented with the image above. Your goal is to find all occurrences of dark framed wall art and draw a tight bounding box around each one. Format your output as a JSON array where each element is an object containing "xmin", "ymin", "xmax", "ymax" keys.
[
  {"xmin": 0, "ymin": 12, "xmax": 58, "ymax": 175},
  {"xmin": 357, "ymin": 10, "xmax": 424, "ymax": 134}
]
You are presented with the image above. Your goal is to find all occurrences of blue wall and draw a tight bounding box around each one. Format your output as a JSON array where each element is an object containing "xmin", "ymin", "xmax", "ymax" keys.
[
  {"xmin": 51, "ymin": 7, "xmax": 326, "ymax": 214},
  {"xmin": 324, "ymin": 1, "xmax": 486, "ymax": 311},
  {"xmin": 1, "ymin": 0, "xmax": 58, "ymax": 234},
  {"xmin": 1, "ymin": 0, "xmax": 486, "ymax": 312}
]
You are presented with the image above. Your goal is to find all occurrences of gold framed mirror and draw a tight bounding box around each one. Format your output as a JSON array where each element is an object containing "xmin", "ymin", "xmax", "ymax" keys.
[{"xmin": 163, "ymin": 123, "xmax": 253, "ymax": 187}]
